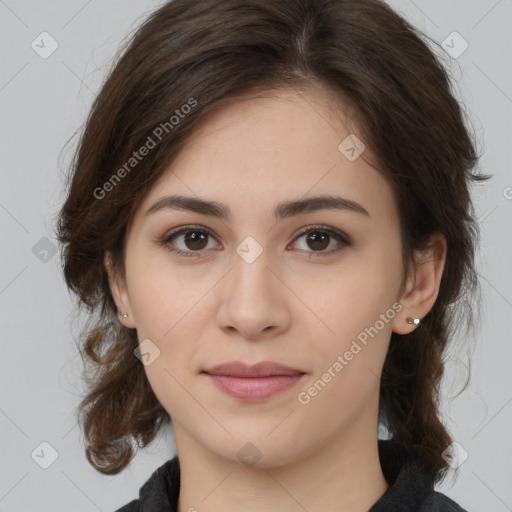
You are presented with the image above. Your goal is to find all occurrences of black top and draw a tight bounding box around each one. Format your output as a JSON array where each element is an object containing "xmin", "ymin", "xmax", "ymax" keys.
[{"xmin": 114, "ymin": 439, "xmax": 468, "ymax": 511}]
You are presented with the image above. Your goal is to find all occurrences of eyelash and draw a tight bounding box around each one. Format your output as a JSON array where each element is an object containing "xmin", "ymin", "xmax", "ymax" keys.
[{"xmin": 156, "ymin": 224, "xmax": 351, "ymax": 259}]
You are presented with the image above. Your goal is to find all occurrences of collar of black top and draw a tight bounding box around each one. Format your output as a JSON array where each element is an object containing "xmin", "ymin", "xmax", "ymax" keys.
[
  {"xmin": 136, "ymin": 439, "xmax": 434, "ymax": 512},
  {"xmin": 369, "ymin": 439, "xmax": 434, "ymax": 511}
]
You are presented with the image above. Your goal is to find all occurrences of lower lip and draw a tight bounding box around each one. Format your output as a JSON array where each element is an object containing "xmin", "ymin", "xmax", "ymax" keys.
[{"xmin": 204, "ymin": 373, "xmax": 305, "ymax": 402}]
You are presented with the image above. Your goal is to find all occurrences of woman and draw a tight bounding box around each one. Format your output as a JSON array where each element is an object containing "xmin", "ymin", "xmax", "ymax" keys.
[{"xmin": 56, "ymin": 0, "xmax": 487, "ymax": 510}]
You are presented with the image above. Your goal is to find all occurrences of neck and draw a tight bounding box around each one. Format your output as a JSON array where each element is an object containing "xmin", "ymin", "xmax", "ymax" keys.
[{"xmin": 174, "ymin": 415, "xmax": 389, "ymax": 512}]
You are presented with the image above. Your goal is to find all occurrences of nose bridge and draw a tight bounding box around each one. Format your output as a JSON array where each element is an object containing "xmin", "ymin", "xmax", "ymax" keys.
[
  {"xmin": 216, "ymin": 233, "xmax": 289, "ymax": 338},
  {"xmin": 231, "ymin": 237, "xmax": 275, "ymax": 299}
]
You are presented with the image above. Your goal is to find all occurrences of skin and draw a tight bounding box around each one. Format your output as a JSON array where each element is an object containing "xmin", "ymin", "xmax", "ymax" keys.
[{"xmin": 106, "ymin": 85, "xmax": 447, "ymax": 512}]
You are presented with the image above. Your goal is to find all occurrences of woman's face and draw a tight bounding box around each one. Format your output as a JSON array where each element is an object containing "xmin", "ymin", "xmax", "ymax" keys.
[{"xmin": 110, "ymin": 87, "xmax": 410, "ymax": 467}]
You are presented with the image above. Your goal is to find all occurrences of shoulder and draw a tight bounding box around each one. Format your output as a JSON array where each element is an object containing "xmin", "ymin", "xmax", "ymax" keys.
[
  {"xmin": 372, "ymin": 439, "xmax": 468, "ymax": 512},
  {"xmin": 112, "ymin": 456, "xmax": 181, "ymax": 512},
  {"xmin": 113, "ymin": 499, "xmax": 140, "ymax": 512},
  {"xmin": 418, "ymin": 491, "xmax": 468, "ymax": 512}
]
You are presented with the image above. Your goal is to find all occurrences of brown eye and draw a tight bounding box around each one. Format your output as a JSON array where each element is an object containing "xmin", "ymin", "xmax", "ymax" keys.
[
  {"xmin": 158, "ymin": 226, "xmax": 218, "ymax": 258},
  {"xmin": 304, "ymin": 231, "xmax": 330, "ymax": 251},
  {"xmin": 182, "ymin": 231, "xmax": 209, "ymax": 250},
  {"xmin": 158, "ymin": 224, "xmax": 350, "ymax": 259},
  {"xmin": 290, "ymin": 226, "xmax": 351, "ymax": 258}
]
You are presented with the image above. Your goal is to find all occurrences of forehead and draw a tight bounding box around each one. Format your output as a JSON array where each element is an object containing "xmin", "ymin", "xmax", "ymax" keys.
[{"xmin": 134, "ymin": 87, "xmax": 396, "ymax": 227}]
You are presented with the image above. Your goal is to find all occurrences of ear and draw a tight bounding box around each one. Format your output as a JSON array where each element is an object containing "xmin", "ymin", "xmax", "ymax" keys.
[
  {"xmin": 104, "ymin": 251, "xmax": 136, "ymax": 329},
  {"xmin": 392, "ymin": 232, "xmax": 447, "ymax": 335}
]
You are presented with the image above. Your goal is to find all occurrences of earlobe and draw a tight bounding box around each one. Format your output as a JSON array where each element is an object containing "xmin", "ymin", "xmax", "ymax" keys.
[
  {"xmin": 104, "ymin": 251, "xmax": 136, "ymax": 328},
  {"xmin": 392, "ymin": 232, "xmax": 447, "ymax": 335}
]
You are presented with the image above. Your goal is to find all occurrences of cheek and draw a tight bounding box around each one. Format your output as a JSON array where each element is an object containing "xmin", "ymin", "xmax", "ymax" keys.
[
  {"xmin": 310, "ymin": 247, "xmax": 401, "ymax": 336},
  {"xmin": 138, "ymin": 321, "xmax": 201, "ymax": 423},
  {"xmin": 303, "ymin": 243, "xmax": 402, "ymax": 391},
  {"xmin": 124, "ymin": 249, "xmax": 212, "ymax": 381},
  {"xmin": 125, "ymin": 247, "xmax": 212, "ymax": 340},
  {"xmin": 298, "ymin": 293, "xmax": 395, "ymax": 430}
]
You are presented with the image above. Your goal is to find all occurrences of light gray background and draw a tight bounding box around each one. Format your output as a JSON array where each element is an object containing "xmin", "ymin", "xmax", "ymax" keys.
[{"xmin": 1, "ymin": 0, "xmax": 511, "ymax": 510}]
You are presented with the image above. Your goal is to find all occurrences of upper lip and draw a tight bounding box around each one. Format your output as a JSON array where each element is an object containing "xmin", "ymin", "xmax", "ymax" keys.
[{"xmin": 203, "ymin": 361, "xmax": 305, "ymax": 377}]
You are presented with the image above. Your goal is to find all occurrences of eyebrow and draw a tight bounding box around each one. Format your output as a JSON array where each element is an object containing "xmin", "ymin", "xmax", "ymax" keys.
[{"xmin": 145, "ymin": 194, "xmax": 370, "ymax": 221}]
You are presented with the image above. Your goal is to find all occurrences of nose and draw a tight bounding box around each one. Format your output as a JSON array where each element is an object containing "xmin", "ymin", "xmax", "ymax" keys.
[{"xmin": 216, "ymin": 247, "xmax": 290, "ymax": 341}]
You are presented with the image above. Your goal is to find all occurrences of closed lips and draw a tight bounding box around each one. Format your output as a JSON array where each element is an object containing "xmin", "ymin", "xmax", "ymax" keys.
[
  {"xmin": 202, "ymin": 361, "xmax": 306, "ymax": 402},
  {"xmin": 202, "ymin": 361, "xmax": 305, "ymax": 377}
]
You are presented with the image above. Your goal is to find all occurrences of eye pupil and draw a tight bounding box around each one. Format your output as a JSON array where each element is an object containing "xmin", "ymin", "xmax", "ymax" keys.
[
  {"xmin": 307, "ymin": 232, "xmax": 329, "ymax": 250},
  {"xmin": 186, "ymin": 231, "xmax": 208, "ymax": 250}
]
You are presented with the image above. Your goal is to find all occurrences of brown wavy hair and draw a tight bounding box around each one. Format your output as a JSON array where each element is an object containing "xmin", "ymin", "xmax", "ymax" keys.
[{"xmin": 55, "ymin": 0, "xmax": 489, "ymax": 480}]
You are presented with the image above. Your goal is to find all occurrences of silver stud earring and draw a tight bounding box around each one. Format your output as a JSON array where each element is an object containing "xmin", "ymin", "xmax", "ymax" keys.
[
  {"xmin": 406, "ymin": 316, "xmax": 420, "ymax": 326},
  {"xmin": 118, "ymin": 310, "xmax": 128, "ymax": 318}
]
